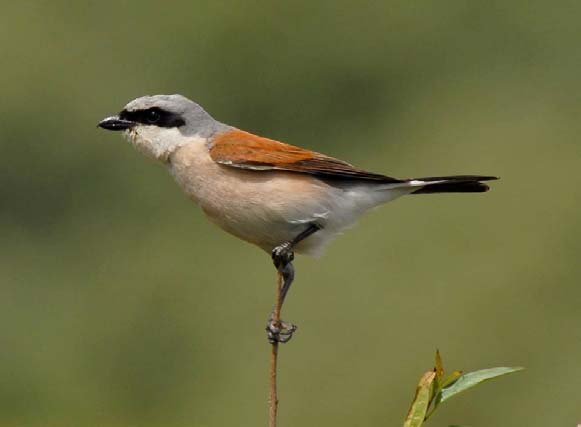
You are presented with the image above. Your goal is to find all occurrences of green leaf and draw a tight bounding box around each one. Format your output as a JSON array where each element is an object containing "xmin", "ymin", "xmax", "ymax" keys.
[
  {"xmin": 404, "ymin": 371, "xmax": 436, "ymax": 427},
  {"xmin": 429, "ymin": 350, "xmax": 447, "ymax": 404},
  {"xmin": 427, "ymin": 370, "xmax": 462, "ymax": 418},
  {"xmin": 435, "ymin": 350, "xmax": 445, "ymax": 380},
  {"xmin": 438, "ymin": 367, "xmax": 524, "ymax": 403},
  {"xmin": 441, "ymin": 370, "xmax": 463, "ymax": 388}
]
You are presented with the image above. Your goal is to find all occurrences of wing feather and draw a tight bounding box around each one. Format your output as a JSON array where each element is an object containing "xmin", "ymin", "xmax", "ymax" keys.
[{"xmin": 209, "ymin": 129, "xmax": 401, "ymax": 183}]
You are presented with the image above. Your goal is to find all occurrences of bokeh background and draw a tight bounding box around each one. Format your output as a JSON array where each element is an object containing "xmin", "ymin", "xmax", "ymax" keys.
[{"xmin": 1, "ymin": 1, "xmax": 580, "ymax": 426}]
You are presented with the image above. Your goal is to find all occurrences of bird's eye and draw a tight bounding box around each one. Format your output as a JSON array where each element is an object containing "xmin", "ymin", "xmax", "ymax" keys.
[{"xmin": 146, "ymin": 110, "xmax": 160, "ymax": 124}]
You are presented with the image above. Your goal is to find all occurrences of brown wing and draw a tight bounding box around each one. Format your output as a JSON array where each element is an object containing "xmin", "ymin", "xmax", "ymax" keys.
[{"xmin": 209, "ymin": 129, "xmax": 401, "ymax": 183}]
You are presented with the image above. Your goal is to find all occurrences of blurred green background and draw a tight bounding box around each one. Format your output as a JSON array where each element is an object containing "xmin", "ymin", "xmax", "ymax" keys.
[{"xmin": 1, "ymin": 1, "xmax": 580, "ymax": 426}]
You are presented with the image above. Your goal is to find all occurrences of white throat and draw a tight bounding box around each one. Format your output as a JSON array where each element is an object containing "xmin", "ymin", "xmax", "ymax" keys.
[{"xmin": 123, "ymin": 126, "xmax": 193, "ymax": 162}]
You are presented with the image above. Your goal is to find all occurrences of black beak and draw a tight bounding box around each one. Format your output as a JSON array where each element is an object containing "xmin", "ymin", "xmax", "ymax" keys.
[{"xmin": 98, "ymin": 116, "xmax": 135, "ymax": 131}]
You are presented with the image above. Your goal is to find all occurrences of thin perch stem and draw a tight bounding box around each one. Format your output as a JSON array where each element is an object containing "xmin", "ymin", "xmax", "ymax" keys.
[{"xmin": 269, "ymin": 270, "xmax": 283, "ymax": 427}]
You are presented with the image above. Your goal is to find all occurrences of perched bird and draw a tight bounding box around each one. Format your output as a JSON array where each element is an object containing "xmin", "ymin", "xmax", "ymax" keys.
[{"xmin": 98, "ymin": 94, "xmax": 497, "ymax": 343}]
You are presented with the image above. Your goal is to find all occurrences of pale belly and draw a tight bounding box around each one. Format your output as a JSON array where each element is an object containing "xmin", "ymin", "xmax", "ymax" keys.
[{"xmin": 169, "ymin": 142, "xmax": 339, "ymax": 254}]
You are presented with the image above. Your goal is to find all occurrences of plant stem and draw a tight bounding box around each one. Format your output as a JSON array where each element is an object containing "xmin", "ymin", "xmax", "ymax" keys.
[{"xmin": 269, "ymin": 270, "xmax": 283, "ymax": 427}]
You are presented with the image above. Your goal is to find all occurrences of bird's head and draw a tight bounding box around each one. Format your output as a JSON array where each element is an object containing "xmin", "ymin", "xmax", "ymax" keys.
[{"xmin": 98, "ymin": 94, "xmax": 229, "ymax": 161}]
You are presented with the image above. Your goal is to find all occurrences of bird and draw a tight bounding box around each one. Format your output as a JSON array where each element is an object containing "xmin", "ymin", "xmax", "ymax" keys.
[{"xmin": 98, "ymin": 94, "xmax": 497, "ymax": 343}]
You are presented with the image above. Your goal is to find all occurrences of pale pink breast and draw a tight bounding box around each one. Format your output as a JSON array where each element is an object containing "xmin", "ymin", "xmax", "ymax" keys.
[{"xmin": 170, "ymin": 142, "xmax": 335, "ymax": 252}]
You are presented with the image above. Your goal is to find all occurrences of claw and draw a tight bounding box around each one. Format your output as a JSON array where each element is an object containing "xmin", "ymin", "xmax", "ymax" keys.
[
  {"xmin": 272, "ymin": 243, "xmax": 294, "ymax": 269},
  {"xmin": 266, "ymin": 319, "xmax": 298, "ymax": 344}
]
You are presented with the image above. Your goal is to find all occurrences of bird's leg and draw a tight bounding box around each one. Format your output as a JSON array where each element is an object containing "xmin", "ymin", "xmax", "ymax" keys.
[
  {"xmin": 271, "ymin": 223, "xmax": 321, "ymax": 270},
  {"xmin": 266, "ymin": 262, "xmax": 296, "ymax": 344},
  {"xmin": 267, "ymin": 223, "xmax": 321, "ymax": 344},
  {"xmin": 279, "ymin": 261, "xmax": 295, "ymax": 306}
]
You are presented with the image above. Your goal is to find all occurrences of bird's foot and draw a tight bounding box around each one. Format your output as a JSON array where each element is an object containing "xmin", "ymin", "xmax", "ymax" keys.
[
  {"xmin": 266, "ymin": 318, "xmax": 298, "ymax": 344},
  {"xmin": 272, "ymin": 242, "xmax": 294, "ymax": 269}
]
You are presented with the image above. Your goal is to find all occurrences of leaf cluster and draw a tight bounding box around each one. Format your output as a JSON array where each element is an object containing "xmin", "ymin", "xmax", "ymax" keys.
[{"xmin": 403, "ymin": 351, "xmax": 523, "ymax": 427}]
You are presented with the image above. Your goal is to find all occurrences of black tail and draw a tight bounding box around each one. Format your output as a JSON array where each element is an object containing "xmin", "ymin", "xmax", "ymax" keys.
[{"xmin": 410, "ymin": 175, "xmax": 498, "ymax": 194}]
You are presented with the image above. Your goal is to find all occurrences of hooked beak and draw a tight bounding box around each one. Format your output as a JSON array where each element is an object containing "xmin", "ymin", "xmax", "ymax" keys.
[{"xmin": 97, "ymin": 115, "xmax": 135, "ymax": 131}]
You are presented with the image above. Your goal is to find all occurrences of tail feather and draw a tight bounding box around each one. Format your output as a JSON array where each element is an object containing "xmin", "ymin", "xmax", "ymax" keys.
[{"xmin": 409, "ymin": 175, "xmax": 498, "ymax": 194}]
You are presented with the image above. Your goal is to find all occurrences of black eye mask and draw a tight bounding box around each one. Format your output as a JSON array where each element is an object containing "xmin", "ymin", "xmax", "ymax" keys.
[{"xmin": 119, "ymin": 107, "xmax": 185, "ymax": 128}]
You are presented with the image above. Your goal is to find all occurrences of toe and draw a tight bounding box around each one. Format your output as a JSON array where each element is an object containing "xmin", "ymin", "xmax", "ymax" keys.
[
  {"xmin": 271, "ymin": 244, "xmax": 294, "ymax": 269},
  {"xmin": 265, "ymin": 319, "xmax": 297, "ymax": 344}
]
